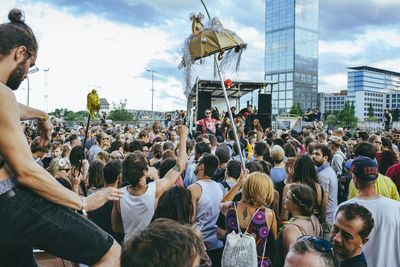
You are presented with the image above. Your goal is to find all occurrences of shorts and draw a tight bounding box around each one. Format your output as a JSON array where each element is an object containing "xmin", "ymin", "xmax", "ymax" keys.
[{"xmin": 0, "ymin": 186, "xmax": 114, "ymax": 266}]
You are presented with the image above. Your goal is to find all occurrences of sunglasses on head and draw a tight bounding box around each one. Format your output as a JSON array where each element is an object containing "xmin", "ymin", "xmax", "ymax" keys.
[{"xmin": 297, "ymin": 236, "xmax": 338, "ymax": 267}]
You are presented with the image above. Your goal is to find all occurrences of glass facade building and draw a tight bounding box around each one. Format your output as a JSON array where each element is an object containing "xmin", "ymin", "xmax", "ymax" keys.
[{"xmin": 265, "ymin": 0, "xmax": 319, "ymax": 114}]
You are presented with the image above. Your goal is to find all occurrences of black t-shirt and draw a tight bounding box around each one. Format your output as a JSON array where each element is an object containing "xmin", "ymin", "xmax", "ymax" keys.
[{"xmin": 340, "ymin": 252, "xmax": 367, "ymax": 267}]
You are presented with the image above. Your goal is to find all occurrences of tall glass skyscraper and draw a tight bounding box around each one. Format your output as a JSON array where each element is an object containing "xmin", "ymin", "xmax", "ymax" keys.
[{"xmin": 265, "ymin": 0, "xmax": 319, "ymax": 114}]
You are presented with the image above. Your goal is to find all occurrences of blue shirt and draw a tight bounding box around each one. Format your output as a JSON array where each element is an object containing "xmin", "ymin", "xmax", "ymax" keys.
[{"xmin": 270, "ymin": 167, "xmax": 287, "ymax": 184}]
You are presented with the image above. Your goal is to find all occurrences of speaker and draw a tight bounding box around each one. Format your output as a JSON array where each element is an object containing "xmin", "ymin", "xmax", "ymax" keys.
[
  {"xmin": 197, "ymin": 91, "xmax": 212, "ymax": 120},
  {"xmin": 258, "ymin": 94, "xmax": 272, "ymax": 114},
  {"xmin": 257, "ymin": 113, "xmax": 272, "ymax": 129}
]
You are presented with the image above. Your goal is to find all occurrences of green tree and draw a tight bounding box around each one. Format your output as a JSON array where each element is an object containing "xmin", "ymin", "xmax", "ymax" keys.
[
  {"xmin": 108, "ymin": 99, "xmax": 133, "ymax": 121},
  {"xmin": 367, "ymin": 103, "xmax": 375, "ymax": 119},
  {"xmin": 63, "ymin": 109, "xmax": 88, "ymax": 121},
  {"xmin": 289, "ymin": 103, "xmax": 303, "ymax": 116},
  {"xmin": 326, "ymin": 114, "xmax": 337, "ymax": 130},
  {"xmin": 338, "ymin": 101, "xmax": 358, "ymax": 128}
]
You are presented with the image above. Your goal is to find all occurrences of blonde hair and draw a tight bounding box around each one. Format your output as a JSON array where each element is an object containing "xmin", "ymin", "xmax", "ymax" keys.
[
  {"xmin": 271, "ymin": 145, "xmax": 285, "ymax": 163},
  {"xmin": 48, "ymin": 158, "xmax": 71, "ymax": 176},
  {"xmin": 242, "ymin": 172, "xmax": 274, "ymax": 207}
]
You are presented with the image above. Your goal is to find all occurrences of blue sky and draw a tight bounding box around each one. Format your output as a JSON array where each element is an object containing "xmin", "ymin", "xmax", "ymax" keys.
[{"xmin": 2, "ymin": 0, "xmax": 400, "ymax": 112}]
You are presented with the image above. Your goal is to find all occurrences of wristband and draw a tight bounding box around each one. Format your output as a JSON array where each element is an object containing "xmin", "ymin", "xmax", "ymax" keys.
[{"xmin": 81, "ymin": 196, "xmax": 88, "ymax": 216}]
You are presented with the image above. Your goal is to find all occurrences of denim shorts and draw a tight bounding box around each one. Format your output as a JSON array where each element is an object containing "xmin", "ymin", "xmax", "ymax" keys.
[{"xmin": 0, "ymin": 186, "xmax": 114, "ymax": 266}]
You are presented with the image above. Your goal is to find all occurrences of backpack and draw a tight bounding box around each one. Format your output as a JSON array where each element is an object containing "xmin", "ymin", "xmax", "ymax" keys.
[
  {"xmin": 337, "ymin": 155, "xmax": 351, "ymax": 204},
  {"xmin": 222, "ymin": 203, "xmax": 266, "ymax": 267}
]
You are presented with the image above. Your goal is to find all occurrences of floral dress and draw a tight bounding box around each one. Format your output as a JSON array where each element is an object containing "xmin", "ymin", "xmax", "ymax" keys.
[{"xmin": 225, "ymin": 202, "xmax": 275, "ymax": 267}]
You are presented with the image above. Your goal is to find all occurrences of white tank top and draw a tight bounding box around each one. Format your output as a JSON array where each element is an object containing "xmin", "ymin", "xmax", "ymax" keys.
[{"xmin": 120, "ymin": 182, "xmax": 156, "ymax": 241}]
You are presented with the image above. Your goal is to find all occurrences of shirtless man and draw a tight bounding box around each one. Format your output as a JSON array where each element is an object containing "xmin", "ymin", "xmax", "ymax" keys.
[{"xmin": 0, "ymin": 8, "xmax": 122, "ymax": 267}]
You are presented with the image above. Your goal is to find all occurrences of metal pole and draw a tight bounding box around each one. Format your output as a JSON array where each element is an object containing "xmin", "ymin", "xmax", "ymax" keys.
[
  {"xmin": 200, "ymin": 0, "xmax": 217, "ymax": 78},
  {"xmin": 214, "ymin": 57, "xmax": 245, "ymax": 166},
  {"xmin": 27, "ymin": 76, "xmax": 30, "ymax": 106}
]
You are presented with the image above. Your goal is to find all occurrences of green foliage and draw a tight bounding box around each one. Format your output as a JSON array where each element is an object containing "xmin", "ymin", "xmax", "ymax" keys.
[
  {"xmin": 367, "ymin": 103, "xmax": 375, "ymax": 118},
  {"xmin": 52, "ymin": 108, "xmax": 88, "ymax": 121},
  {"xmin": 337, "ymin": 101, "xmax": 358, "ymax": 129},
  {"xmin": 108, "ymin": 99, "xmax": 133, "ymax": 121},
  {"xmin": 326, "ymin": 114, "xmax": 337, "ymax": 130},
  {"xmin": 289, "ymin": 103, "xmax": 303, "ymax": 116}
]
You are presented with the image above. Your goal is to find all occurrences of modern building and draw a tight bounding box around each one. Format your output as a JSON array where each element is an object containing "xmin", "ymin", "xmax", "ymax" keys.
[
  {"xmin": 318, "ymin": 90, "xmax": 347, "ymax": 115},
  {"xmin": 348, "ymin": 66, "xmax": 400, "ymax": 120},
  {"xmin": 265, "ymin": 0, "xmax": 319, "ymax": 115}
]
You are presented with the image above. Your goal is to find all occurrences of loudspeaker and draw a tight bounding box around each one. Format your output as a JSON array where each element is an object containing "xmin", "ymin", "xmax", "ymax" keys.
[
  {"xmin": 258, "ymin": 94, "xmax": 272, "ymax": 114},
  {"xmin": 197, "ymin": 91, "xmax": 212, "ymax": 120},
  {"xmin": 257, "ymin": 113, "xmax": 272, "ymax": 129}
]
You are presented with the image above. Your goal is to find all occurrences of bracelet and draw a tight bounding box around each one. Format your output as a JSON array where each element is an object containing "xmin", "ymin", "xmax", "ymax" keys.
[{"xmin": 81, "ymin": 196, "xmax": 88, "ymax": 216}]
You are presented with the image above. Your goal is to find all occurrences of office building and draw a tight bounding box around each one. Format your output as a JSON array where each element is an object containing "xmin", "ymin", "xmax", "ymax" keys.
[
  {"xmin": 348, "ymin": 66, "xmax": 400, "ymax": 120},
  {"xmin": 265, "ymin": 0, "xmax": 319, "ymax": 115}
]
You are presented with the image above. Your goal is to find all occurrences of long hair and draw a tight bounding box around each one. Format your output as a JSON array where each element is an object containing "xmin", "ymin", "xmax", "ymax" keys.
[
  {"xmin": 292, "ymin": 155, "xmax": 319, "ymax": 197},
  {"xmin": 88, "ymin": 160, "xmax": 105, "ymax": 188},
  {"xmin": 152, "ymin": 187, "xmax": 194, "ymax": 224}
]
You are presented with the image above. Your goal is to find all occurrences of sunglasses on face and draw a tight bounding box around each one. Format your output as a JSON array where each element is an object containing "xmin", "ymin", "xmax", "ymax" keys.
[{"xmin": 297, "ymin": 236, "xmax": 338, "ymax": 267}]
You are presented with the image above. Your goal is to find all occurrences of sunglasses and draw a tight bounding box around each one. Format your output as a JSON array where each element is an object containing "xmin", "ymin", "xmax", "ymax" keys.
[
  {"xmin": 60, "ymin": 168, "xmax": 70, "ymax": 172},
  {"xmin": 206, "ymin": 112, "xmax": 211, "ymax": 115},
  {"xmin": 297, "ymin": 236, "xmax": 338, "ymax": 267}
]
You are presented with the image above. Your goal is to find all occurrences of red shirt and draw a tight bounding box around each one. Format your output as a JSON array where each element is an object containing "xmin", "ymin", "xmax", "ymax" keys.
[
  {"xmin": 385, "ymin": 162, "xmax": 400, "ymax": 193},
  {"xmin": 197, "ymin": 118, "xmax": 218, "ymax": 134}
]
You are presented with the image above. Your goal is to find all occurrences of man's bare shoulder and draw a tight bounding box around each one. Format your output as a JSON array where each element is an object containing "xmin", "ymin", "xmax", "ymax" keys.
[{"xmin": 0, "ymin": 83, "xmax": 16, "ymax": 100}]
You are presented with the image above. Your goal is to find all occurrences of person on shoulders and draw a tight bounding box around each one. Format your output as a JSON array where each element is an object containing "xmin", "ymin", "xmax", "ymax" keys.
[{"xmin": 0, "ymin": 8, "xmax": 122, "ymax": 266}]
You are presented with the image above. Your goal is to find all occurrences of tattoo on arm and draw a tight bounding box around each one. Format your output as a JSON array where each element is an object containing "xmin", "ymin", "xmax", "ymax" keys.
[{"xmin": 173, "ymin": 164, "xmax": 181, "ymax": 172}]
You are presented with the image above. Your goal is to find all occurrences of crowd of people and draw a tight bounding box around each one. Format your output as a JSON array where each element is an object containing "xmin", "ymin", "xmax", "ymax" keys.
[{"xmin": 1, "ymin": 7, "xmax": 400, "ymax": 267}]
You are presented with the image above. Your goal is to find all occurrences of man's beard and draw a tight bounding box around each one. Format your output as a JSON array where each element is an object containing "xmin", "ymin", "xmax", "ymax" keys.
[
  {"xmin": 313, "ymin": 158, "xmax": 323, "ymax": 167},
  {"xmin": 6, "ymin": 60, "xmax": 27, "ymax": 90}
]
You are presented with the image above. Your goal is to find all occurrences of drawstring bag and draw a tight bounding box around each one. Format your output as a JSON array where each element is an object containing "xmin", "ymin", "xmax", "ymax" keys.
[{"xmin": 222, "ymin": 203, "xmax": 267, "ymax": 267}]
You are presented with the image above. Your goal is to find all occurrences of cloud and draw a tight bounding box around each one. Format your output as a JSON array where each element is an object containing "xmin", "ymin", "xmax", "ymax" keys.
[
  {"xmin": 34, "ymin": 0, "xmax": 165, "ymax": 27},
  {"xmin": 319, "ymin": 0, "xmax": 400, "ymax": 41}
]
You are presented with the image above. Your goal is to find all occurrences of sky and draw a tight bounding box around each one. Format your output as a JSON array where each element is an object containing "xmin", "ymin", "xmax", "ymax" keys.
[{"xmin": 2, "ymin": 0, "xmax": 400, "ymax": 112}]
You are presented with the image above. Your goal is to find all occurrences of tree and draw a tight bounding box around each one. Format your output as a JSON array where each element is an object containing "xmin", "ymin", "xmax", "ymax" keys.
[
  {"xmin": 367, "ymin": 103, "xmax": 375, "ymax": 119},
  {"xmin": 108, "ymin": 99, "xmax": 133, "ymax": 121},
  {"xmin": 338, "ymin": 101, "xmax": 358, "ymax": 129},
  {"xmin": 326, "ymin": 114, "xmax": 337, "ymax": 130},
  {"xmin": 289, "ymin": 103, "xmax": 303, "ymax": 116},
  {"xmin": 63, "ymin": 109, "xmax": 88, "ymax": 121}
]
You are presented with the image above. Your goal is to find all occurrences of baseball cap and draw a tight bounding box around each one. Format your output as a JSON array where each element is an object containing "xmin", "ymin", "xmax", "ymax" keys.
[{"xmin": 351, "ymin": 156, "xmax": 378, "ymax": 181}]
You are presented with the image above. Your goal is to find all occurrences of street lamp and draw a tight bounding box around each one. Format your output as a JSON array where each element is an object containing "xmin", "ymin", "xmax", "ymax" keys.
[
  {"xmin": 146, "ymin": 69, "xmax": 158, "ymax": 112},
  {"xmin": 26, "ymin": 64, "xmax": 39, "ymax": 106}
]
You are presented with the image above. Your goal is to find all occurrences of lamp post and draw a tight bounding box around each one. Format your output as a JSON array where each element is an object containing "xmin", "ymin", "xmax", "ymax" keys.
[{"xmin": 146, "ymin": 69, "xmax": 158, "ymax": 112}]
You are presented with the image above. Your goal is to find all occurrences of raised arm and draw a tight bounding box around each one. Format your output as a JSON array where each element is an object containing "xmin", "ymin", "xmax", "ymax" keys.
[
  {"xmin": 0, "ymin": 88, "xmax": 121, "ymax": 211},
  {"xmin": 155, "ymin": 125, "xmax": 188, "ymax": 198},
  {"xmin": 18, "ymin": 102, "xmax": 52, "ymax": 146}
]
